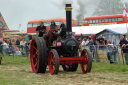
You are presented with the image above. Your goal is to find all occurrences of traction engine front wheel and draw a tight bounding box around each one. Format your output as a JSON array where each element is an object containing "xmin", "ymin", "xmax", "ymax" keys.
[
  {"xmin": 48, "ymin": 49, "xmax": 59, "ymax": 74},
  {"xmin": 80, "ymin": 49, "xmax": 92, "ymax": 73}
]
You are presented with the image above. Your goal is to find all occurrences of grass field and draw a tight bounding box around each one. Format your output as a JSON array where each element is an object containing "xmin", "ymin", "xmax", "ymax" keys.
[{"xmin": 0, "ymin": 55, "xmax": 128, "ymax": 85}]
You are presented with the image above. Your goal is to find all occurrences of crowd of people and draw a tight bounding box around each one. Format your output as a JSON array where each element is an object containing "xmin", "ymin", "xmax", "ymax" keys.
[
  {"xmin": 0, "ymin": 38, "xmax": 31, "ymax": 56},
  {"xmin": 81, "ymin": 35, "xmax": 128, "ymax": 65}
]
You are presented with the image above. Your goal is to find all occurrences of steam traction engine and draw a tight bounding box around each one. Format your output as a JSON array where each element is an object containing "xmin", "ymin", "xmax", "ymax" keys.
[{"xmin": 30, "ymin": 4, "xmax": 92, "ymax": 74}]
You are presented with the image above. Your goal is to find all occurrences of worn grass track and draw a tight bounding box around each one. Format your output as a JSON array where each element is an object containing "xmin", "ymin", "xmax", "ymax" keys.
[{"xmin": 0, "ymin": 55, "xmax": 128, "ymax": 85}]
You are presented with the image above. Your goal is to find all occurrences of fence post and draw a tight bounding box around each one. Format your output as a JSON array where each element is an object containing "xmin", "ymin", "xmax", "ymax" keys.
[
  {"xmin": 94, "ymin": 45, "xmax": 99, "ymax": 62},
  {"xmin": 121, "ymin": 48, "xmax": 125, "ymax": 65},
  {"xmin": 13, "ymin": 52, "xmax": 14, "ymax": 58},
  {"xmin": 0, "ymin": 53, "xmax": 1, "ymax": 64},
  {"xmin": 27, "ymin": 45, "xmax": 28, "ymax": 59},
  {"xmin": 117, "ymin": 46, "xmax": 121, "ymax": 64}
]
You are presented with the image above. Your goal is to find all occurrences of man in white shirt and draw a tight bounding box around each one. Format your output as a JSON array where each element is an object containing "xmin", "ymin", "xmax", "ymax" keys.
[
  {"xmin": 2, "ymin": 41, "xmax": 9, "ymax": 55},
  {"xmin": 20, "ymin": 40, "xmax": 23, "ymax": 50},
  {"xmin": 81, "ymin": 38, "xmax": 89, "ymax": 46}
]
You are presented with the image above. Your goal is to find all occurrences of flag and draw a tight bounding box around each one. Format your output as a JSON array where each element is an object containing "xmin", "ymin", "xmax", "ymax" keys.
[
  {"xmin": 123, "ymin": 4, "xmax": 128, "ymax": 17},
  {"xmin": 19, "ymin": 24, "xmax": 21, "ymax": 28}
]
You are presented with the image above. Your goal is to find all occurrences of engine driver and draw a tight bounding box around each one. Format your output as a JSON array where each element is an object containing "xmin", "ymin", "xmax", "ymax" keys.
[
  {"xmin": 50, "ymin": 20, "xmax": 58, "ymax": 31},
  {"xmin": 36, "ymin": 21, "xmax": 46, "ymax": 37},
  {"xmin": 46, "ymin": 20, "xmax": 58, "ymax": 46}
]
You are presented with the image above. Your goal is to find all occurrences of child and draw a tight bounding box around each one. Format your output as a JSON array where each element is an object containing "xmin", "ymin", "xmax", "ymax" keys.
[
  {"xmin": 107, "ymin": 40, "xmax": 117, "ymax": 64},
  {"xmin": 14, "ymin": 46, "xmax": 21, "ymax": 56},
  {"xmin": 86, "ymin": 37, "xmax": 94, "ymax": 61}
]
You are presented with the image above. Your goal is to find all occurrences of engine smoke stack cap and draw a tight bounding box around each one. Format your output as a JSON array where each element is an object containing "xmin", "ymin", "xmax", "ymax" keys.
[{"xmin": 65, "ymin": 4, "xmax": 72, "ymax": 11}]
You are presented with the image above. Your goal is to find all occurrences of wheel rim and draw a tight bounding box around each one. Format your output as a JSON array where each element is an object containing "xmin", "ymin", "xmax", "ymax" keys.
[
  {"xmin": 30, "ymin": 40, "xmax": 39, "ymax": 73},
  {"xmin": 48, "ymin": 51, "xmax": 56, "ymax": 74},
  {"xmin": 80, "ymin": 50, "xmax": 89, "ymax": 73}
]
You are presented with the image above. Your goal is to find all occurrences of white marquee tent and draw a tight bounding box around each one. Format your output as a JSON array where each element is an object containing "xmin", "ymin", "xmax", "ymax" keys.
[{"xmin": 72, "ymin": 24, "xmax": 128, "ymax": 34}]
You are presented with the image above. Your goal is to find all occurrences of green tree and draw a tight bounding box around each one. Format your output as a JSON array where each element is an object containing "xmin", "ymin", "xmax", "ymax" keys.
[{"xmin": 93, "ymin": 0, "xmax": 128, "ymax": 16}]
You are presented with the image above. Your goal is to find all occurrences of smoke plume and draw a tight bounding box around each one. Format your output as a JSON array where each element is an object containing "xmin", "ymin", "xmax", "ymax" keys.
[
  {"xmin": 49, "ymin": 0, "xmax": 100, "ymax": 25},
  {"xmin": 76, "ymin": 0, "xmax": 86, "ymax": 25}
]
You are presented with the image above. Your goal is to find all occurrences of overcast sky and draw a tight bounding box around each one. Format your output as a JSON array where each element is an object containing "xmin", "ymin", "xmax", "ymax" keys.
[{"xmin": 0, "ymin": 0, "xmax": 127, "ymax": 32}]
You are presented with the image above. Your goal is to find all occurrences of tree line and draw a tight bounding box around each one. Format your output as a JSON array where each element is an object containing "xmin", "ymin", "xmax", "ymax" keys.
[{"xmin": 93, "ymin": 0, "xmax": 128, "ymax": 16}]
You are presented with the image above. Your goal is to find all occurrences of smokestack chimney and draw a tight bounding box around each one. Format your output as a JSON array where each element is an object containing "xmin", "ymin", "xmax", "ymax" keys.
[{"xmin": 65, "ymin": 4, "xmax": 72, "ymax": 32}]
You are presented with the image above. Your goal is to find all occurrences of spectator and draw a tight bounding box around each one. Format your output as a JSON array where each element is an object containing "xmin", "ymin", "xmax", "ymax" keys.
[
  {"xmin": 14, "ymin": 46, "xmax": 21, "ymax": 56},
  {"xmin": 29, "ymin": 40, "xmax": 32, "ymax": 45},
  {"xmin": 98, "ymin": 35, "xmax": 104, "ymax": 49},
  {"xmin": 25, "ymin": 43, "xmax": 29, "ymax": 55},
  {"xmin": 9, "ymin": 40, "xmax": 12, "ymax": 47},
  {"xmin": 103, "ymin": 36, "xmax": 107, "ymax": 49},
  {"xmin": 81, "ymin": 38, "xmax": 86, "ymax": 46},
  {"xmin": 87, "ymin": 37, "xmax": 94, "ymax": 61},
  {"xmin": 23, "ymin": 39, "xmax": 26, "ymax": 50},
  {"xmin": 93, "ymin": 36, "xmax": 98, "ymax": 50},
  {"xmin": 103, "ymin": 36, "xmax": 107, "ymax": 45},
  {"xmin": 123, "ymin": 41, "xmax": 128, "ymax": 65},
  {"xmin": 9, "ymin": 40, "xmax": 12, "ymax": 54},
  {"xmin": 88, "ymin": 36, "xmax": 92, "ymax": 40},
  {"xmin": 2, "ymin": 41, "xmax": 9, "ymax": 55},
  {"xmin": 11, "ymin": 45, "xmax": 15, "ymax": 54},
  {"xmin": 16, "ymin": 39, "xmax": 20, "ymax": 49},
  {"xmin": 0, "ymin": 39, "xmax": 3, "ymax": 55},
  {"xmin": 107, "ymin": 40, "xmax": 117, "ymax": 64},
  {"xmin": 81, "ymin": 38, "xmax": 89, "ymax": 47},
  {"xmin": 12, "ymin": 39, "xmax": 15, "ymax": 46},
  {"xmin": 26, "ymin": 38, "xmax": 29, "ymax": 44},
  {"xmin": 28, "ymin": 40, "xmax": 32, "ymax": 52},
  {"xmin": 119, "ymin": 35, "xmax": 128, "ymax": 65},
  {"xmin": 20, "ymin": 39, "xmax": 24, "ymax": 50}
]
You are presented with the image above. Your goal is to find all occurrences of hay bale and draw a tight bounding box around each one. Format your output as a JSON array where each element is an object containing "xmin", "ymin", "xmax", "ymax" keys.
[{"xmin": 97, "ymin": 50, "xmax": 108, "ymax": 62}]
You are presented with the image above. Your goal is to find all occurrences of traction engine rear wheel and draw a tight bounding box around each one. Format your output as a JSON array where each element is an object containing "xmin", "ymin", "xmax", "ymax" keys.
[
  {"xmin": 80, "ymin": 49, "xmax": 92, "ymax": 73},
  {"xmin": 38, "ymin": 37, "xmax": 48, "ymax": 65},
  {"xmin": 48, "ymin": 49, "xmax": 59, "ymax": 74},
  {"xmin": 30, "ymin": 37, "xmax": 46, "ymax": 73}
]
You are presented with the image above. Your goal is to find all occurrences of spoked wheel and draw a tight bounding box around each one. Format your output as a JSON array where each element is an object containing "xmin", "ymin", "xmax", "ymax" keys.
[
  {"xmin": 62, "ymin": 63, "xmax": 78, "ymax": 71},
  {"xmin": 30, "ymin": 37, "xmax": 46, "ymax": 73},
  {"xmin": 48, "ymin": 49, "xmax": 59, "ymax": 74},
  {"xmin": 80, "ymin": 49, "xmax": 92, "ymax": 73}
]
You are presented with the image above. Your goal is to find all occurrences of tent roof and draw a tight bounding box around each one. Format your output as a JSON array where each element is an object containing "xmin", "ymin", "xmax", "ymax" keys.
[
  {"xmin": 72, "ymin": 24, "xmax": 127, "ymax": 34},
  {"xmin": 96, "ymin": 29, "xmax": 120, "ymax": 35}
]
